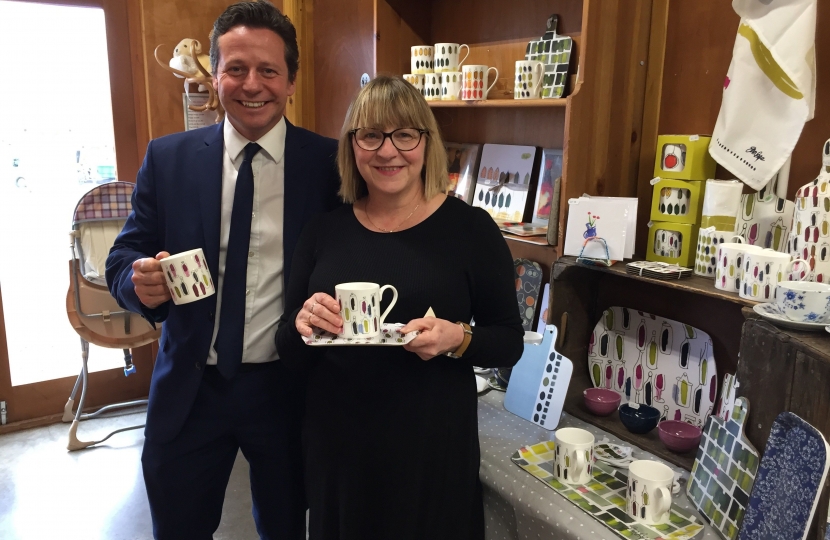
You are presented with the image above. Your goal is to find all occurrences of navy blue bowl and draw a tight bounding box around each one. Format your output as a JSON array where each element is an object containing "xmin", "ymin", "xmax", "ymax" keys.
[{"xmin": 618, "ymin": 403, "xmax": 661, "ymax": 434}]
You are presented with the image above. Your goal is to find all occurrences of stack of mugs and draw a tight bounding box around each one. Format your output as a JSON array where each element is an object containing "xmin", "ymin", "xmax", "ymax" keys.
[
  {"xmin": 404, "ymin": 44, "xmax": 500, "ymax": 102},
  {"xmin": 715, "ymin": 237, "xmax": 808, "ymax": 302}
]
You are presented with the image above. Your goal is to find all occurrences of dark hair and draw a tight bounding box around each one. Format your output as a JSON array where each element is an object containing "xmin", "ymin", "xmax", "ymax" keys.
[{"xmin": 210, "ymin": 0, "xmax": 299, "ymax": 82}]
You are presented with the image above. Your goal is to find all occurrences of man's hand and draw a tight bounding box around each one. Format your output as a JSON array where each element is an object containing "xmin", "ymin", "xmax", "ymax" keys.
[{"xmin": 132, "ymin": 252, "xmax": 172, "ymax": 309}]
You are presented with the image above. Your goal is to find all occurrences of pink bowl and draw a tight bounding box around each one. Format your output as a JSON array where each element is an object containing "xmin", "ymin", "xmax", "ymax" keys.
[
  {"xmin": 658, "ymin": 420, "xmax": 703, "ymax": 453},
  {"xmin": 583, "ymin": 388, "xmax": 621, "ymax": 416}
]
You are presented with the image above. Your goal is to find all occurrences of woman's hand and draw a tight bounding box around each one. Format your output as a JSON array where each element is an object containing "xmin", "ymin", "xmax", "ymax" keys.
[
  {"xmin": 295, "ymin": 293, "xmax": 343, "ymax": 337},
  {"xmin": 401, "ymin": 317, "xmax": 465, "ymax": 360}
]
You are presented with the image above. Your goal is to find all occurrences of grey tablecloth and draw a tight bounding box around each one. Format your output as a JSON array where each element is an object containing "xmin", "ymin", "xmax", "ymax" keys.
[{"xmin": 477, "ymin": 389, "xmax": 719, "ymax": 540}]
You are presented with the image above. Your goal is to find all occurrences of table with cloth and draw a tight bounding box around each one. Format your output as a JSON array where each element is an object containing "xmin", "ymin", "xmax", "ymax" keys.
[{"xmin": 477, "ymin": 390, "xmax": 720, "ymax": 540}]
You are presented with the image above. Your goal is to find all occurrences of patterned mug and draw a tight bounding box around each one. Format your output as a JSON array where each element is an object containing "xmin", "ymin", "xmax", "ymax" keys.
[
  {"xmin": 514, "ymin": 60, "xmax": 544, "ymax": 99},
  {"xmin": 627, "ymin": 460, "xmax": 674, "ymax": 525},
  {"xmin": 423, "ymin": 73, "xmax": 442, "ymax": 101},
  {"xmin": 159, "ymin": 248, "xmax": 215, "ymax": 305},
  {"xmin": 553, "ymin": 427, "xmax": 594, "ymax": 484},
  {"xmin": 462, "ymin": 65, "xmax": 499, "ymax": 101},
  {"xmin": 739, "ymin": 250, "xmax": 808, "ymax": 301},
  {"xmin": 335, "ymin": 282, "xmax": 398, "ymax": 338},
  {"xmin": 434, "ymin": 43, "xmax": 469, "ymax": 73},
  {"xmin": 410, "ymin": 45, "xmax": 434, "ymax": 74}
]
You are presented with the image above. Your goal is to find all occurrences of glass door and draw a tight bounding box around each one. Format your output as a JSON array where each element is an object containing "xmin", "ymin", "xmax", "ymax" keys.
[{"xmin": 0, "ymin": 0, "xmax": 152, "ymax": 424}]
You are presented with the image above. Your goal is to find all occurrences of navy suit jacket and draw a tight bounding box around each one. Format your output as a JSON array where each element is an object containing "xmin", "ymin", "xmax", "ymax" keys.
[{"xmin": 106, "ymin": 120, "xmax": 341, "ymax": 444}]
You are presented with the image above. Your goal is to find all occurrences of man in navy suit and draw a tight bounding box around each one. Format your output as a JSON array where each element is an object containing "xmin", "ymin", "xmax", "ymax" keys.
[{"xmin": 106, "ymin": 2, "xmax": 340, "ymax": 538}]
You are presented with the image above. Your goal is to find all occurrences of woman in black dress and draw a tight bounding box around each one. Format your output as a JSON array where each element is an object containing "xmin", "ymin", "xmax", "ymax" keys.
[{"xmin": 276, "ymin": 75, "xmax": 523, "ymax": 540}]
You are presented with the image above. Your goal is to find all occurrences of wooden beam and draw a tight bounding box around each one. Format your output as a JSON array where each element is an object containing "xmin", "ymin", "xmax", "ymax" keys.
[{"xmin": 284, "ymin": 0, "xmax": 315, "ymax": 130}]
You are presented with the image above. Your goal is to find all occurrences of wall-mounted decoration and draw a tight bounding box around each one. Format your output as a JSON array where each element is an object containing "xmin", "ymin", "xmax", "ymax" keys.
[
  {"xmin": 512, "ymin": 442, "xmax": 706, "ymax": 539},
  {"xmin": 653, "ymin": 135, "xmax": 716, "ymax": 181},
  {"xmin": 687, "ymin": 397, "xmax": 759, "ymax": 540},
  {"xmin": 524, "ymin": 14, "xmax": 572, "ymax": 99},
  {"xmin": 737, "ymin": 412, "xmax": 830, "ymax": 540},
  {"xmin": 735, "ymin": 176, "xmax": 794, "ymax": 253},
  {"xmin": 650, "ymin": 178, "xmax": 705, "ymax": 225},
  {"xmin": 444, "ymin": 142, "xmax": 481, "ymax": 204},
  {"xmin": 587, "ymin": 307, "xmax": 718, "ymax": 428},
  {"xmin": 787, "ymin": 138, "xmax": 830, "ymax": 282},
  {"xmin": 155, "ymin": 39, "xmax": 221, "ymax": 115},
  {"xmin": 514, "ymin": 258, "xmax": 543, "ymax": 331},
  {"xmin": 646, "ymin": 222, "xmax": 699, "ymax": 267},
  {"xmin": 504, "ymin": 325, "xmax": 572, "ymax": 430},
  {"xmin": 472, "ymin": 144, "xmax": 539, "ymax": 223}
]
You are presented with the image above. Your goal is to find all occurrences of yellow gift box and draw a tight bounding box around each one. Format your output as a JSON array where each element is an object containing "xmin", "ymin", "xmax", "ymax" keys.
[
  {"xmin": 650, "ymin": 178, "xmax": 705, "ymax": 225},
  {"xmin": 653, "ymin": 135, "xmax": 716, "ymax": 181},
  {"xmin": 646, "ymin": 222, "xmax": 699, "ymax": 267}
]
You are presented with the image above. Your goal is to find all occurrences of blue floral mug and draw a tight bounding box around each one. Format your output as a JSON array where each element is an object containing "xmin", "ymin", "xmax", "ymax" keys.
[{"xmin": 775, "ymin": 280, "xmax": 830, "ymax": 323}]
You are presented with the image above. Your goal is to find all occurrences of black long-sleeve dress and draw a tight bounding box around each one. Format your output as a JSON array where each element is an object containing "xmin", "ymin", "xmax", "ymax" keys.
[{"xmin": 276, "ymin": 196, "xmax": 524, "ymax": 540}]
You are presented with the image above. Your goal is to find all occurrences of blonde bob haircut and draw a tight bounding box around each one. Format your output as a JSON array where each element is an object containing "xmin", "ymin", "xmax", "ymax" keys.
[{"xmin": 337, "ymin": 75, "xmax": 449, "ymax": 203}]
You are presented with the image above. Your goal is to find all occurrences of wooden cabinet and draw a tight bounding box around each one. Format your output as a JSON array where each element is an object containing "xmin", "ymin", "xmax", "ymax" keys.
[{"xmin": 312, "ymin": 0, "xmax": 655, "ymax": 282}]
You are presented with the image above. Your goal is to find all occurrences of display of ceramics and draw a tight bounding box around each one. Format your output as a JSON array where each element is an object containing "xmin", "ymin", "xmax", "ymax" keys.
[
  {"xmin": 588, "ymin": 307, "xmax": 718, "ymax": 428},
  {"xmin": 626, "ymin": 260, "xmax": 693, "ymax": 280},
  {"xmin": 687, "ymin": 397, "xmax": 760, "ymax": 540},
  {"xmin": 302, "ymin": 323, "xmax": 418, "ymax": 346},
  {"xmin": 752, "ymin": 303, "xmax": 830, "ymax": 332},
  {"xmin": 512, "ymin": 442, "xmax": 705, "ymax": 539},
  {"xmin": 734, "ymin": 176, "xmax": 794, "ymax": 253},
  {"xmin": 504, "ymin": 324, "xmax": 573, "ymax": 430},
  {"xmin": 737, "ymin": 412, "xmax": 830, "ymax": 540},
  {"xmin": 514, "ymin": 258, "xmax": 543, "ymax": 330},
  {"xmin": 786, "ymin": 138, "xmax": 830, "ymax": 282}
]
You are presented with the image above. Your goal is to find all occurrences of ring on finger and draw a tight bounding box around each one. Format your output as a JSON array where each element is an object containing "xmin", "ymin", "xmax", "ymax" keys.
[{"xmin": 311, "ymin": 302, "xmax": 317, "ymax": 315}]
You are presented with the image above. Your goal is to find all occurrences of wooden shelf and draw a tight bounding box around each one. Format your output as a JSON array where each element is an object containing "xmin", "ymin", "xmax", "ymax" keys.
[
  {"xmin": 428, "ymin": 98, "xmax": 568, "ymax": 108},
  {"xmin": 554, "ymin": 256, "xmax": 758, "ymax": 308},
  {"xmin": 563, "ymin": 390, "xmax": 697, "ymax": 471}
]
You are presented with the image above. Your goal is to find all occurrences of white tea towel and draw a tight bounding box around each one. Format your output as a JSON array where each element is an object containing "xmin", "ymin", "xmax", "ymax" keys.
[
  {"xmin": 701, "ymin": 180, "xmax": 743, "ymax": 230},
  {"xmin": 709, "ymin": 0, "xmax": 816, "ymax": 191}
]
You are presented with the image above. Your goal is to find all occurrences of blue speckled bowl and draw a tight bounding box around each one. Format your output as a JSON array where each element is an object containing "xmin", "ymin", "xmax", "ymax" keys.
[{"xmin": 618, "ymin": 403, "xmax": 661, "ymax": 434}]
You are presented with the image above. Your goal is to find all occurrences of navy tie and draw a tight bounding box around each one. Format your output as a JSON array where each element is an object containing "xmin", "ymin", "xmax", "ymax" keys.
[{"xmin": 215, "ymin": 142, "xmax": 261, "ymax": 379}]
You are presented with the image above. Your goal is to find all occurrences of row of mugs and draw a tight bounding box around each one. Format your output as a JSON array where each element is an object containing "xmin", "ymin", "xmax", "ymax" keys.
[
  {"xmin": 405, "ymin": 66, "xmax": 498, "ymax": 101},
  {"xmin": 712, "ymin": 238, "xmax": 830, "ymax": 321},
  {"xmin": 405, "ymin": 60, "xmax": 547, "ymax": 101},
  {"xmin": 410, "ymin": 43, "xmax": 470, "ymax": 74},
  {"xmin": 555, "ymin": 427, "xmax": 675, "ymax": 525}
]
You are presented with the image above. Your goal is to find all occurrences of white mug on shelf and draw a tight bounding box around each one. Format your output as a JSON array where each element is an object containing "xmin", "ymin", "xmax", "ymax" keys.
[
  {"xmin": 403, "ymin": 73, "xmax": 425, "ymax": 96},
  {"xmin": 514, "ymin": 60, "xmax": 544, "ymax": 99},
  {"xmin": 694, "ymin": 231, "xmax": 742, "ymax": 277},
  {"xmin": 440, "ymin": 71, "xmax": 462, "ymax": 100},
  {"xmin": 715, "ymin": 241, "xmax": 763, "ymax": 292},
  {"xmin": 462, "ymin": 65, "xmax": 498, "ymax": 101},
  {"xmin": 434, "ymin": 43, "xmax": 469, "ymax": 73},
  {"xmin": 410, "ymin": 45, "xmax": 434, "ymax": 74},
  {"xmin": 739, "ymin": 250, "xmax": 808, "ymax": 301},
  {"xmin": 423, "ymin": 73, "xmax": 442, "ymax": 101}
]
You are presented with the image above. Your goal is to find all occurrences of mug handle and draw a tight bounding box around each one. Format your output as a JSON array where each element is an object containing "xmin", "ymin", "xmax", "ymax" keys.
[
  {"xmin": 786, "ymin": 258, "xmax": 810, "ymax": 281},
  {"xmin": 485, "ymin": 67, "xmax": 499, "ymax": 97},
  {"xmin": 730, "ymin": 235, "xmax": 744, "ymax": 243},
  {"xmin": 457, "ymin": 44, "xmax": 470, "ymax": 68},
  {"xmin": 655, "ymin": 486, "xmax": 672, "ymax": 521},
  {"xmin": 532, "ymin": 62, "xmax": 544, "ymax": 96},
  {"xmin": 377, "ymin": 285, "xmax": 399, "ymax": 325},
  {"xmin": 572, "ymin": 449, "xmax": 586, "ymax": 478}
]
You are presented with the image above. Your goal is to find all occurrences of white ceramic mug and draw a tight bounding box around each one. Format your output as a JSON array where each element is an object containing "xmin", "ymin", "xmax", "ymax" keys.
[
  {"xmin": 440, "ymin": 71, "xmax": 462, "ymax": 100},
  {"xmin": 434, "ymin": 43, "xmax": 469, "ymax": 73},
  {"xmin": 695, "ymin": 232, "xmax": 742, "ymax": 277},
  {"xmin": 658, "ymin": 186, "xmax": 691, "ymax": 217},
  {"xmin": 553, "ymin": 427, "xmax": 594, "ymax": 484},
  {"xmin": 423, "ymin": 73, "xmax": 442, "ymax": 101},
  {"xmin": 627, "ymin": 460, "xmax": 674, "ymax": 525},
  {"xmin": 335, "ymin": 282, "xmax": 398, "ymax": 338},
  {"xmin": 715, "ymin": 242, "xmax": 763, "ymax": 292},
  {"xmin": 403, "ymin": 73, "xmax": 425, "ymax": 96},
  {"xmin": 661, "ymin": 144, "xmax": 686, "ymax": 172},
  {"xmin": 740, "ymin": 250, "xmax": 807, "ymax": 301},
  {"xmin": 653, "ymin": 229, "xmax": 683, "ymax": 259},
  {"xmin": 410, "ymin": 45, "xmax": 434, "ymax": 74},
  {"xmin": 462, "ymin": 65, "xmax": 498, "ymax": 101},
  {"xmin": 776, "ymin": 281, "xmax": 830, "ymax": 322},
  {"xmin": 514, "ymin": 60, "xmax": 544, "ymax": 99},
  {"xmin": 160, "ymin": 248, "xmax": 215, "ymax": 305}
]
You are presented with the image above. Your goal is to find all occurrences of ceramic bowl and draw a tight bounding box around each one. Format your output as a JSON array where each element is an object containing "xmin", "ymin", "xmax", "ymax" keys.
[
  {"xmin": 658, "ymin": 420, "xmax": 703, "ymax": 453},
  {"xmin": 583, "ymin": 388, "xmax": 621, "ymax": 416},
  {"xmin": 618, "ymin": 403, "xmax": 661, "ymax": 434}
]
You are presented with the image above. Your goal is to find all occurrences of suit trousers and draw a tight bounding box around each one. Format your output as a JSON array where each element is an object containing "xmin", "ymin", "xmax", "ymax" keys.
[{"xmin": 141, "ymin": 361, "xmax": 306, "ymax": 540}]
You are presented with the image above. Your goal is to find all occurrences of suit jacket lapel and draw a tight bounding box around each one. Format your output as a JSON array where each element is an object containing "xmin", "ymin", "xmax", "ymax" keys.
[{"xmin": 197, "ymin": 122, "xmax": 225, "ymax": 277}]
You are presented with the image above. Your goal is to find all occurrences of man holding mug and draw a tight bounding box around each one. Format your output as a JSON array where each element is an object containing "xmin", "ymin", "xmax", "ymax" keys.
[{"xmin": 106, "ymin": 2, "xmax": 340, "ymax": 538}]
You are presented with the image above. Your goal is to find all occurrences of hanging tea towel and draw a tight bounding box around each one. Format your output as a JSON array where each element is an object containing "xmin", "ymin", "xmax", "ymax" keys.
[{"xmin": 709, "ymin": 0, "xmax": 816, "ymax": 191}]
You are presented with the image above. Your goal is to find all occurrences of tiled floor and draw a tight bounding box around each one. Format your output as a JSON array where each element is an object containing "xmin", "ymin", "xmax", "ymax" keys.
[{"xmin": 0, "ymin": 409, "xmax": 260, "ymax": 540}]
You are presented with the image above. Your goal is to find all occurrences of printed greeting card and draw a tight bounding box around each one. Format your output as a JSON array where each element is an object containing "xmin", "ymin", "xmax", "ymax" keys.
[{"xmin": 444, "ymin": 142, "xmax": 481, "ymax": 204}]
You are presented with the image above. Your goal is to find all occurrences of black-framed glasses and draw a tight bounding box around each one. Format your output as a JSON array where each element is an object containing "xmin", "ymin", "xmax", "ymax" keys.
[{"xmin": 349, "ymin": 127, "xmax": 428, "ymax": 151}]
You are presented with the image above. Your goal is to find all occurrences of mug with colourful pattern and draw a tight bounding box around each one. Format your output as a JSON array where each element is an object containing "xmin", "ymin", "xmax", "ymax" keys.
[
  {"xmin": 160, "ymin": 248, "xmax": 215, "ymax": 305},
  {"xmin": 335, "ymin": 282, "xmax": 398, "ymax": 338}
]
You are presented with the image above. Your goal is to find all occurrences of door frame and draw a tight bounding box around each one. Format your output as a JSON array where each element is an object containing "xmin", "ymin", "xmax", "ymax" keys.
[{"xmin": 0, "ymin": 0, "xmax": 153, "ymax": 429}]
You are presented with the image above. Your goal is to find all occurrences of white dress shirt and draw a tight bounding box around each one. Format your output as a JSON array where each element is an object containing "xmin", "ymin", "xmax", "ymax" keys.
[{"xmin": 206, "ymin": 118, "xmax": 286, "ymax": 365}]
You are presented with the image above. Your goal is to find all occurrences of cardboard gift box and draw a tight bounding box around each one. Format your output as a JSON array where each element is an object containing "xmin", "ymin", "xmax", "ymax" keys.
[
  {"xmin": 653, "ymin": 135, "xmax": 716, "ymax": 181},
  {"xmin": 646, "ymin": 221, "xmax": 699, "ymax": 267},
  {"xmin": 649, "ymin": 178, "xmax": 705, "ymax": 225}
]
